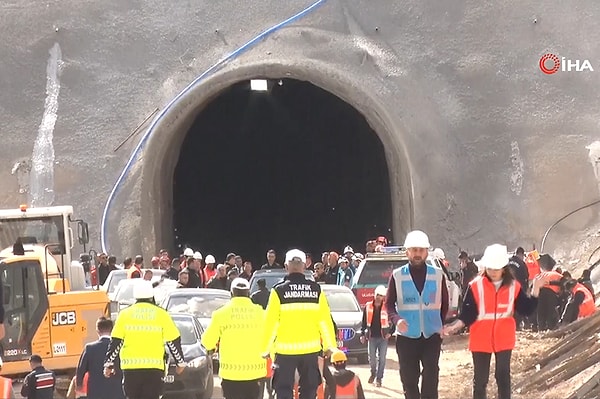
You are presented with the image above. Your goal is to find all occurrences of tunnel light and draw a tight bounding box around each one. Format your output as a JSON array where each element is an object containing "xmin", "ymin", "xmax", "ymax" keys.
[{"xmin": 250, "ymin": 79, "xmax": 268, "ymax": 91}]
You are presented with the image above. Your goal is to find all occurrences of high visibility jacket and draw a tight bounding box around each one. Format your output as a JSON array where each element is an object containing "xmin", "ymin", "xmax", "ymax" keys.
[
  {"xmin": 262, "ymin": 273, "xmax": 336, "ymax": 355},
  {"xmin": 0, "ymin": 376, "xmax": 15, "ymax": 399},
  {"xmin": 541, "ymin": 271, "xmax": 562, "ymax": 294},
  {"xmin": 392, "ymin": 265, "xmax": 443, "ymax": 339},
  {"xmin": 469, "ymin": 276, "xmax": 520, "ymax": 353},
  {"xmin": 335, "ymin": 375, "xmax": 360, "ymax": 399},
  {"xmin": 127, "ymin": 266, "xmax": 141, "ymax": 279},
  {"xmin": 573, "ymin": 283, "xmax": 596, "ymax": 319},
  {"xmin": 111, "ymin": 302, "xmax": 181, "ymax": 370},
  {"xmin": 365, "ymin": 301, "xmax": 389, "ymax": 338},
  {"xmin": 525, "ymin": 251, "xmax": 540, "ymax": 279},
  {"xmin": 201, "ymin": 297, "xmax": 267, "ymax": 381},
  {"xmin": 76, "ymin": 373, "xmax": 88, "ymax": 397}
]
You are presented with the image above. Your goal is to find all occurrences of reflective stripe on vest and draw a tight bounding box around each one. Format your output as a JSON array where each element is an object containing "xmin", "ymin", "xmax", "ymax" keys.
[
  {"xmin": 335, "ymin": 376, "xmax": 359, "ymax": 399},
  {"xmin": 0, "ymin": 377, "xmax": 12, "ymax": 399},
  {"xmin": 574, "ymin": 284, "xmax": 596, "ymax": 318},
  {"xmin": 366, "ymin": 301, "xmax": 389, "ymax": 328},
  {"xmin": 393, "ymin": 264, "xmax": 443, "ymax": 339},
  {"xmin": 474, "ymin": 277, "xmax": 516, "ymax": 320}
]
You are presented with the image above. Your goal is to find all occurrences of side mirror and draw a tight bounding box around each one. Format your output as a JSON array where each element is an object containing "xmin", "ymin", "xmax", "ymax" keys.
[{"xmin": 78, "ymin": 221, "xmax": 89, "ymax": 245}]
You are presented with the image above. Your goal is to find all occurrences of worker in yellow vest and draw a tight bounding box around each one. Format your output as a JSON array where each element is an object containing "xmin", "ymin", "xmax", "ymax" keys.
[
  {"xmin": 202, "ymin": 278, "xmax": 267, "ymax": 399},
  {"xmin": 0, "ymin": 357, "xmax": 15, "ymax": 399}
]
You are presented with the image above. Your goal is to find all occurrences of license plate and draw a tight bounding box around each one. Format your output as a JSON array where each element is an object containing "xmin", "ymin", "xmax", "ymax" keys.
[
  {"xmin": 163, "ymin": 375, "xmax": 174, "ymax": 383},
  {"xmin": 337, "ymin": 340, "xmax": 343, "ymax": 347}
]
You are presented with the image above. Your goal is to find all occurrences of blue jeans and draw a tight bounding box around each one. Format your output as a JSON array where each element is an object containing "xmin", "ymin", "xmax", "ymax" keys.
[{"xmin": 368, "ymin": 336, "xmax": 388, "ymax": 380}]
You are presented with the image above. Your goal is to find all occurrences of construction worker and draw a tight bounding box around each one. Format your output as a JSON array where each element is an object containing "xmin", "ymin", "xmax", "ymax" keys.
[
  {"xmin": 561, "ymin": 279, "xmax": 596, "ymax": 324},
  {"xmin": 0, "ymin": 357, "xmax": 15, "ymax": 399},
  {"xmin": 537, "ymin": 254, "xmax": 562, "ymax": 331},
  {"xmin": 126, "ymin": 255, "xmax": 143, "ymax": 279},
  {"xmin": 360, "ymin": 285, "xmax": 393, "ymax": 387},
  {"xmin": 443, "ymin": 244, "xmax": 546, "ymax": 399},
  {"xmin": 104, "ymin": 280, "xmax": 186, "ymax": 399},
  {"xmin": 201, "ymin": 277, "xmax": 266, "ymax": 399},
  {"xmin": 21, "ymin": 355, "xmax": 55, "ymax": 399},
  {"xmin": 262, "ymin": 249, "xmax": 337, "ymax": 399},
  {"xmin": 507, "ymin": 247, "xmax": 529, "ymax": 330},
  {"xmin": 323, "ymin": 351, "xmax": 365, "ymax": 399},
  {"xmin": 384, "ymin": 230, "xmax": 448, "ymax": 399}
]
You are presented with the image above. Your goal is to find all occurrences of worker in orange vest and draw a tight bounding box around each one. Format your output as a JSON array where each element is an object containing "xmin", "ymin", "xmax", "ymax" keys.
[
  {"xmin": 126, "ymin": 256, "xmax": 143, "ymax": 279},
  {"xmin": 443, "ymin": 244, "xmax": 547, "ymax": 399},
  {"xmin": 525, "ymin": 250, "xmax": 541, "ymax": 281},
  {"xmin": 560, "ymin": 279, "xmax": 596, "ymax": 325},
  {"xmin": 0, "ymin": 357, "xmax": 15, "ymax": 399},
  {"xmin": 537, "ymin": 254, "xmax": 563, "ymax": 331},
  {"xmin": 323, "ymin": 351, "xmax": 365, "ymax": 399}
]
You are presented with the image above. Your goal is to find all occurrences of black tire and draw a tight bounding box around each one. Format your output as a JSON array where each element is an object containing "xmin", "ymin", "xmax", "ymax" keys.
[{"xmin": 196, "ymin": 374, "xmax": 214, "ymax": 399}]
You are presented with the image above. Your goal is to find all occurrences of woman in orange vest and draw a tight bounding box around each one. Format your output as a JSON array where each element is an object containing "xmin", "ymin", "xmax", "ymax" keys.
[
  {"xmin": 561, "ymin": 279, "xmax": 596, "ymax": 324},
  {"xmin": 443, "ymin": 244, "xmax": 547, "ymax": 399}
]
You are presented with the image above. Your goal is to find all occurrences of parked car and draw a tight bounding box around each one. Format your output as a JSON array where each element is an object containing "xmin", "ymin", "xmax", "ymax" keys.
[
  {"xmin": 101, "ymin": 269, "xmax": 166, "ymax": 301},
  {"xmin": 160, "ymin": 288, "xmax": 232, "ymax": 373},
  {"xmin": 352, "ymin": 246, "xmax": 460, "ymax": 320},
  {"xmin": 109, "ymin": 277, "xmax": 177, "ymax": 319},
  {"xmin": 163, "ymin": 312, "xmax": 213, "ymax": 399},
  {"xmin": 160, "ymin": 288, "xmax": 232, "ymax": 330},
  {"xmin": 248, "ymin": 269, "xmax": 314, "ymax": 294},
  {"xmin": 321, "ymin": 284, "xmax": 368, "ymax": 364}
]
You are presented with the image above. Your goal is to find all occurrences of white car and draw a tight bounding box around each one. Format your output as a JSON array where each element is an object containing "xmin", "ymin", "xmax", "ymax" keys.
[
  {"xmin": 102, "ymin": 269, "xmax": 166, "ymax": 301},
  {"xmin": 109, "ymin": 277, "xmax": 178, "ymax": 319}
]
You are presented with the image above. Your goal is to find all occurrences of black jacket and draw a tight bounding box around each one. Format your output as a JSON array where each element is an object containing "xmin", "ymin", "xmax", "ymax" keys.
[
  {"xmin": 508, "ymin": 256, "xmax": 529, "ymax": 288},
  {"xmin": 251, "ymin": 288, "xmax": 270, "ymax": 309},
  {"xmin": 21, "ymin": 366, "xmax": 55, "ymax": 399},
  {"xmin": 77, "ymin": 337, "xmax": 124, "ymax": 399}
]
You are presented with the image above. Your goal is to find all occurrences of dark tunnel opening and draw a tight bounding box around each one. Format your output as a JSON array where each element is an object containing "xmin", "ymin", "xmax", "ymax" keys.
[{"xmin": 173, "ymin": 78, "xmax": 393, "ymax": 267}]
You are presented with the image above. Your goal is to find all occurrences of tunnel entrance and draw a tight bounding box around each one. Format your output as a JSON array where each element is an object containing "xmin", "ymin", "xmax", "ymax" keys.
[{"xmin": 172, "ymin": 78, "xmax": 393, "ymax": 266}]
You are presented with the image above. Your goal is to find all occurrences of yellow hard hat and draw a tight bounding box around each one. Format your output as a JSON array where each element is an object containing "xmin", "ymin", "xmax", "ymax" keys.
[{"xmin": 331, "ymin": 350, "xmax": 347, "ymax": 363}]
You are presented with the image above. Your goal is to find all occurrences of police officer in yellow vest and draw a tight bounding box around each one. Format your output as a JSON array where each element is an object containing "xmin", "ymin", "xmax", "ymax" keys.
[
  {"xmin": 384, "ymin": 231, "xmax": 449, "ymax": 399},
  {"xmin": 201, "ymin": 277, "xmax": 267, "ymax": 399},
  {"xmin": 262, "ymin": 249, "xmax": 337, "ymax": 399},
  {"xmin": 104, "ymin": 280, "xmax": 186, "ymax": 399}
]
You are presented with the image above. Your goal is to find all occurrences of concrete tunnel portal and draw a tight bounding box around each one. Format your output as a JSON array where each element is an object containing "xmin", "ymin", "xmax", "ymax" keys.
[{"xmin": 139, "ymin": 66, "xmax": 414, "ymax": 266}]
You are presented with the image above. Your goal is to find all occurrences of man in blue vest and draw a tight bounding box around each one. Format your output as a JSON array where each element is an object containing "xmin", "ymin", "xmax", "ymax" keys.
[{"xmin": 384, "ymin": 230, "xmax": 449, "ymax": 399}]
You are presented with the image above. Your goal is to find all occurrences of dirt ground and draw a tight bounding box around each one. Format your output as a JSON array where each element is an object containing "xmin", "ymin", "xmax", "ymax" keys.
[{"xmin": 29, "ymin": 331, "xmax": 580, "ymax": 399}]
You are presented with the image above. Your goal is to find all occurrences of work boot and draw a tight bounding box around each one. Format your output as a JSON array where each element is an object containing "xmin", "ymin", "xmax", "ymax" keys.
[
  {"xmin": 368, "ymin": 375, "xmax": 375, "ymax": 384},
  {"xmin": 376, "ymin": 380, "xmax": 382, "ymax": 387}
]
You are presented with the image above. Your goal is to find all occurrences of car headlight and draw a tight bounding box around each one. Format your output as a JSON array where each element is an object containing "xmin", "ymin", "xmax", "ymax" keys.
[{"xmin": 188, "ymin": 356, "xmax": 208, "ymax": 368}]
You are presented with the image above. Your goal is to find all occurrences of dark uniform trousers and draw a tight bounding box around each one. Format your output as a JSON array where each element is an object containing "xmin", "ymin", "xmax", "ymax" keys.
[
  {"xmin": 273, "ymin": 352, "xmax": 322, "ymax": 399},
  {"xmin": 537, "ymin": 288, "xmax": 559, "ymax": 331},
  {"xmin": 222, "ymin": 379, "xmax": 261, "ymax": 399},
  {"xmin": 396, "ymin": 334, "xmax": 442, "ymax": 399},
  {"xmin": 122, "ymin": 369, "xmax": 164, "ymax": 399}
]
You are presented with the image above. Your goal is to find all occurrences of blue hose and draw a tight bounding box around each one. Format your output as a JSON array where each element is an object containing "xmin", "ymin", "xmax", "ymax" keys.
[{"xmin": 100, "ymin": 0, "xmax": 326, "ymax": 253}]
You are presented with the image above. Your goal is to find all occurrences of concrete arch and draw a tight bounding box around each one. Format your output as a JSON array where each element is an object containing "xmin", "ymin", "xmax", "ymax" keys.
[{"xmin": 139, "ymin": 60, "xmax": 414, "ymax": 253}]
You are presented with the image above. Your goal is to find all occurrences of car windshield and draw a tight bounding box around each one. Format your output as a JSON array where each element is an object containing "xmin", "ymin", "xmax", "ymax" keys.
[
  {"xmin": 107, "ymin": 273, "xmax": 127, "ymax": 293},
  {"xmin": 167, "ymin": 295, "xmax": 230, "ymax": 318},
  {"xmin": 356, "ymin": 260, "xmax": 408, "ymax": 286},
  {"xmin": 324, "ymin": 290, "xmax": 361, "ymax": 312},
  {"xmin": 0, "ymin": 216, "xmax": 65, "ymax": 254},
  {"xmin": 173, "ymin": 318, "xmax": 197, "ymax": 345},
  {"xmin": 250, "ymin": 271, "xmax": 314, "ymax": 293}
]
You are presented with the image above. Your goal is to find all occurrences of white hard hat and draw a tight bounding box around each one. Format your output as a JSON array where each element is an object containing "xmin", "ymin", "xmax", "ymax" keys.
[
  {"xmin": 183, "ymin": 248, "xmax": 194, "ymax": 257},
  {"xmin": 230, "ymin": 277, "xmax": 251, "ymax": 292},
  {"xmin": 343, "ymin": 246, "xmax": 354, "ymax": 254},
  {"xmin": 193, "ymin": 251, "xmax": 203, "ymax": 260},
  {"xmin": 403, "ymin": 230, "xmax": 431, "ymax": 249},
  {"xmin": 432, "ymin": 248, "xmax": 445, "ymax": 259},
  {"xmin": 476, "ymin": 244, "xmax": 510, "ymax": 270},
  {"xmin": 374, "ymin": 285, "xmax": 387, "ymax": 296},
  {"xmin": 133, "ymin": 281, "xmax": 155, "ymax": 299},
  {"xmin": 205, "ymin": 255, "xmax": 216, "ymax": 264}
]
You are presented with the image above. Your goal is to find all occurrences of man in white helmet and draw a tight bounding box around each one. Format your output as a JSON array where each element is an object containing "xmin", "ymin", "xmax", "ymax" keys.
[
  {"xmin": 104, "ymin": 281, "xmax": 186, "ymax": 399},
  {"xmin": 385, "ymin": 230, "xmax": 449, "ymax": 399}
]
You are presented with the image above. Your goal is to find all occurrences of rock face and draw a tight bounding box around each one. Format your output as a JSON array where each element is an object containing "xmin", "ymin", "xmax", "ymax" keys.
[{"xmin": 2, "ymin": 0, "xmax": 599, "ymax": 258}]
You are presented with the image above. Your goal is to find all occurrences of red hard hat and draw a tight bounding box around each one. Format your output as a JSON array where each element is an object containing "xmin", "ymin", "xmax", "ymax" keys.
[
  {"xmin": 151, "ymin": 256, "xmax": 160, "ymax": 263},
  {"xmin": 160, "ymin": 256, "xmax": 170, "ymax": 263}
]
